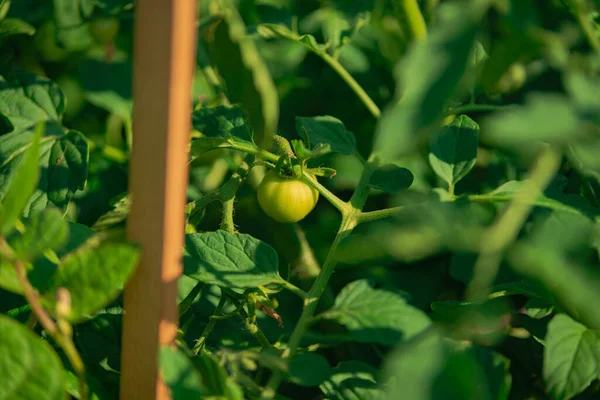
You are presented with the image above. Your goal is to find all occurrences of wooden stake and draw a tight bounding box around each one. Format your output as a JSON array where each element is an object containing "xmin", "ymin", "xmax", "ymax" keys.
[{"xmin": 120, "ymin": 1, "xmax": 197, "ymax": 398}]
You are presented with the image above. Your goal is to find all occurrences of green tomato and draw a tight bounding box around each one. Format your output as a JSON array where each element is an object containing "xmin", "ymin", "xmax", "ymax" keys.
[
  {"xmin": 34, "ymin": 21, "xmax": 69, "ymax": 62},
  {"xmin": 56, "ymin": 75, "xmax": 86, "ymax": 119},
  {"xmin": 89, "ymin": 17, "xmax": 120, "ymax": 45},
  {"xmin": 257, "ymin": 170, "xmax": 319, "ymax": 223}
]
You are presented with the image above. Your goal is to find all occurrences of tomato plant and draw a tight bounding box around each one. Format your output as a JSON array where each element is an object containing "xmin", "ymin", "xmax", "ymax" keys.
[{"xmin": 2, "ymin": 0, "xmax": 600, "ymax": 400}]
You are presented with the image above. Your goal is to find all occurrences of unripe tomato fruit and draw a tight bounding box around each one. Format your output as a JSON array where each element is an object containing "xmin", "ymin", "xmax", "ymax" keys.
[
  {"xmin": 89, "ymin": 17, "xmax": 120, "ymax": 45},
  {"xmin": 257, "ymin": 170, "xmax": 319, "ymax": 223}
]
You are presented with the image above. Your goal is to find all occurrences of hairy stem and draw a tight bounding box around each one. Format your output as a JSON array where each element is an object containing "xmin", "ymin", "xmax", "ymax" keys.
[{"xmin": 193, "ymin": 296, "xmax": 227, "ymax": 355}]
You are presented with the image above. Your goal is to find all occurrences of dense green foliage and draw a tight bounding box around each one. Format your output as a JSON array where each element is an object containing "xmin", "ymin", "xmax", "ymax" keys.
[{"xmin": 1, "ymin": 0, "xmax": 600, "ymax": 399}]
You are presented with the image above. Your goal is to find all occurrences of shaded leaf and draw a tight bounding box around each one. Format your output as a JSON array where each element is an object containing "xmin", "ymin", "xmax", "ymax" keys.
[
  {"xmin": 319, "ymin": 361, "xmax": 382, "ymax": 400},
  {"xmin": 207, "ymin": 11, "xmax": 278, "ymax": 148},
  {"xmin": 296, "ymin": 115, "xmax": 357, "ymax": 156},
  {"xmin": 10, "ymin": 207, "xmax": 68, "ymax": 261},
  {"xmin": 192, "ymin": 105, "xmax": 252, "ymax": 142},
  {"xmin": 42, "ymin": 242, "xmax": 139, "ymax": 322},
  {"xmin": 0, "ymin": 72, "xmax": 64, "ymax": 135},
  {"xmin": 0, "ymin": 18, "xmax": 35, "ymax": 40},
  {"xmin": 160, "ymin": 346, "xmax": 207, "ymax": 399},
  {"xmin": 429, "ymin": 115, "xmax": 479, "ymax": 189},
  {"xmin": 383, "ymin": 331, "xmax": 511, "ymax": 400},
  {"xmin": 368, "ymin": 164, "xmax": 414, "ymax": 193},
  {"xmin": 0, "ymin": 315, "xmax": 65, "ymax": 400},
  {"xmin": 289, "ymin": 352, "xmax": 331, "ymax": 387},
  {"xmin": 317, "ymin": 280, "xmax": 431, "ymax": 345},
  {"xmin": 184, "ymin": 231, "xmax": 283, "ymax": 288},
  {"xmin": 0, "ymin": 122, "xmax": 42, "ymax": 234}
]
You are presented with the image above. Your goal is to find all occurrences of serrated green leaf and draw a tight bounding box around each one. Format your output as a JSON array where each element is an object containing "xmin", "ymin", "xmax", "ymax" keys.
[
  {"xmin": 289, "ymin": 352, "xmax": 331, "ymax": 387},
  {"xmin": 429, "ymin": 115, "xmax": 479, "ymax": 189},
  {"xmin": 0, "ymin": 314, "xmax": 66, "ymax": 400},
  {"xmin": 319, "ymin": 361, "xmax": 382, "ymax": 400},
  {"xmin": 208, "ymin": 11, "xmax": 278, "ymax": 148},
  {"xmin": 0, "ymin": 121, "xmax": 42, "ymax": 234},
  {"xmin": 0, "ymin": 72, "xmax": 64, "ymax": 135},
  {"xmin": 10, "ymin": 208, "xmax": 68, "ymax": 261},
  {"xmin": 192, "ymin": 105, "xmax": 252, "ymax": 141},
  {"xmin": 42, "ymin": 242, "xmax": 139, "ymax": 322},
  {"xmin": 525, "ymin": 297, "xmax": 554, "ymax": 319},
  {"xmin": 317, "ymin": 279, "xmax": 430, "ymax": 345},
  {"xmin": 0, "ymin": 123, "xmax": 89, "ymax": 216},
  {"xmin": 374, "ymin": 1, "xmax": 489, "ymax": 159},
  {"xmin": 184, "ymin": 231, "xmax": 283, "ymax": 288},
  {"xmin": 160, "ymin": 346, "xmax": 207, "ymax": 399},
  {"xmin": 296, "ymin": 115, "xmax": 357, "ymax": 156},
  {"xmin": 544, "ymin": 314, "xmax": 600, "ymax": 400}
]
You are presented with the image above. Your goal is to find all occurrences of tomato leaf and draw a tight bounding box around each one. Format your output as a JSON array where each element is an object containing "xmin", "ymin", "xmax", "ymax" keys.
[
  {"xmin": 288, "ymin": 352, "xmax": 331, "ymax": 387},
  {"xmin": 429, "ymin": 115, "xmax": 479, "ymax": 190},
  {"xmin": 183, "ymin": 231, "xmax": 283, "ymax": 288},
  {"xmin": 9, "ymin": 207, "xmax": 68, "ymax": 261},
  {"xmin": 368, "ymin": 163, "xmax": 414, "ymax": 193},
  {"xmin": 0, "ymin": 72, "xmax": 65, "ymax": 135},
  {"xmin": 543, "ymin": 314, "xmax": 600, "ymax": 400},
  {"xmin": 206, "ymin": 10, "xmax": 278, "ymax": 149},
  {"xmin": 192, "ymin": 105, "xmax": 253, "ymax": 142},
  {"xmin": 296, "ymin": 115, "xmax": 357, "ymax": 156},
  {"xmin": 319, "ymin": 361, "xmax": 382, "ymax": 400},
  {"xmin": 383, "ymin": 331, "xmax": 511, "ymax": 400},
  {"xmin": 316, "ymin": 279, "xmax": 431, "ymax": 345},
  {"xmin": 160, "ymin": 346, "xmax": 207, "ymax": 399},
  {"xmin": 41, "ymin": 241, "xmax": 139, "ymax": 322},
  {"xmin": 0, "ymin": 315, "xmax": 66, "ymax": 400}
]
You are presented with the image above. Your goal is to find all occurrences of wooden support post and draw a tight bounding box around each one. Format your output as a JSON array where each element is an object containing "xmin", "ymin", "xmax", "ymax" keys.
[{"xmin": 120, "ymin": 0, "xmax": 197, "ymax": 398}]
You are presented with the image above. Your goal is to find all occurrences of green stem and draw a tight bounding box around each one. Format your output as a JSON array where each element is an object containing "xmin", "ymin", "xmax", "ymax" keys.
[
  {"xmin": 12, "ymin": 258, "xmax": 88, "ymax": 400},
  {"xmin": 319, "ymin": 51, "xmax": 381, "ymax": 118},
  {"xmin": 301, "ymin": 170, "xmax": 350, "ymax": 214},
  {"xmin": 281, "ymin": 280, "xmax": 308, "ymax": 300},
  {"xmin": 178, "ymin": 282, "xmax": 204, "ymax": 316},
  {"xmin": 220, "ymin": 198, "xmax": 235, "ymax": 233},
  {"xmin": 260, "ymin": 217, "xmax": 357, "ymax": 399},
  {"xmin": 569, "ymin": 0, "xmax": 600, "ymax": 54},
  {"xmin": 466, "ymin": 146, "xmax": 562, "ymax": 302},
  {"xmin": 244, "ymin": 320, "xmax": 272, "ymax": 349},
  {"xmin": 394, "ymin": 0, "xmax": 428, "ymax": 42},
  {"xmin": 193, "ymin": 296, "xmax": 227, "ymax": 355},
  {"xmin": 354, "ymin": 205, "xmax": 406, "ymax": 225}
]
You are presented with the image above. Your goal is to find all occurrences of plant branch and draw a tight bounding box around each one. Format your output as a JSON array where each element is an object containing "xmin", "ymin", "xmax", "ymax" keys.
[
  {"xmin": 280, "ymin": 280, "xmax": 308, "ymax": 300},
  {"xmin": 465, "ymin": 146, "xmax": 562, "ymax": 302},
  {"xmin": 12, "ymin": 258, "xmax": 88, "ymax": 400},
  {"xmin": 301, "ymin": 170, "xmax": 350, "ymax": 214},
  {"xmin": 193, "ymin": 295, "xmax": 227, "ymax": 355},
  {"xmin": 319, "ymin": 51, "xmax": 381, "ymax": 118},
  {"xmin": 355, "ymin": 205, "xmax": 406, "ymax": 224},
  {"xmin": 394, "ymin": 0, "xmax": 428, "ymax": 42}
]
